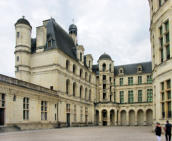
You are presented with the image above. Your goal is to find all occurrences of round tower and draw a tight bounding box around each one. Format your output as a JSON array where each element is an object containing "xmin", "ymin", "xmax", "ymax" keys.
[
  {"xmin": 98, "ymin": 53, "xmax": 114, "ymax": 102},
  {"xmin": 69, "ymin": 24, "xmax": 77, "ymax": 45},
  {"xmin": 148, "ymin": 0, "xmax": 172, "ymax": 124},
  {"xmin": 15, "ymin": 16, "xmax": 32, "ymax": 82}
]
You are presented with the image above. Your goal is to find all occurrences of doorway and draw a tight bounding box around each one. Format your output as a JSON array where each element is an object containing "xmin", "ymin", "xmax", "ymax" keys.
[
  {"xmin": 66, "ymin": 113, "xmax": 70, "ymax": 127},
  {"xmin": 0, "ymin": 108, "xmax": 5, "ymax": 125}
]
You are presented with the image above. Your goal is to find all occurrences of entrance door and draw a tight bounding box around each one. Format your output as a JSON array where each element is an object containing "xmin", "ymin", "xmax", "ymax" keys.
[
  {"xmin": 0, "ymin": 108, "xmax": 4, "ymax": 125},
  {"xmin": 103, "ymin": 121, "xmax": 107, "ymax": 126},
  {"xmin": 66, "ymin": 113, "xmax": 70, "ymax": 127}
]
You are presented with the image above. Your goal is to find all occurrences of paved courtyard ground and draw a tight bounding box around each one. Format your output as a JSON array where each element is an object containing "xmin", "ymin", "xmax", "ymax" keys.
[{"xmin": 0, "ymin": 126, "xmax": 166, "ymax": 141}]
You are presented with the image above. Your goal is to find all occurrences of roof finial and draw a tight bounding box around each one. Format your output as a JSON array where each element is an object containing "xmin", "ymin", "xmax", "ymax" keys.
[
  {"xmin": 22, "ymin": 16, "xmax": 25, "ymax": 19},
  {"xmin": 72, "ymin": 18, "xmax": 75, "ymax": 24}
]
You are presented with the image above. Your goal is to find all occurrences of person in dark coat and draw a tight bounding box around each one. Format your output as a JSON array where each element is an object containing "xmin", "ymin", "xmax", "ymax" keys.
[
  {"xmin": 164, "ymin": 120, "xmax": 172, "ymax": 141},
  {"xmin": 155, "ymin": 122, "xmax": 162, "ymax": 141}
]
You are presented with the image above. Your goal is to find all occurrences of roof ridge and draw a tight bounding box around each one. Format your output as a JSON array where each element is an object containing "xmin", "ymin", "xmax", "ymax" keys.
[{"xmin": 115, "ymin": 61, "xmax": 152, "ymax": 67}]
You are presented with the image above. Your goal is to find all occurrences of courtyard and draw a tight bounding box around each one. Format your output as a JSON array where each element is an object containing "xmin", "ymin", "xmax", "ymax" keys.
[{"xmin": 0, "ymin": 126, "xmax": 165, "ymax": 141}]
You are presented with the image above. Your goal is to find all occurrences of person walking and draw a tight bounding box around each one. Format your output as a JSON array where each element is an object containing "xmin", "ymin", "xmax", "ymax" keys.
[
  {"xmin": 155, "ymin": 122, "xmax": 162, "ymax": 141},
  {"xmin": 164, "ymin": 120, "xmax": 172, "ymax": 141}
]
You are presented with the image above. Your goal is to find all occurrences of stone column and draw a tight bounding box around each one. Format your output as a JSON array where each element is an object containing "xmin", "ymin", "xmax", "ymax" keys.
[
  {"xmin": 118, "ymin": 111, "xmax": 121, "ymax": 126},
  {"xmin": 107, "ymin": 110, "xmax": 110, "ymax": 126},
  {"xmin": 126, "ymin": 111, "xmax": 129, "ymax": 126},
  {"xmin": 99, "ymin": 110, "xmax": 102, "ymax": 126},
  {"xmin": 115, "ymin": 110, "xmax": 118, "ymax": 126},
  {"xmin": 144, "ymin": 110, "xmax": 146, "ymax": 126},
  {"xmin": 135, "ymin": 111, "xmax": 138, "ymax": 126}
]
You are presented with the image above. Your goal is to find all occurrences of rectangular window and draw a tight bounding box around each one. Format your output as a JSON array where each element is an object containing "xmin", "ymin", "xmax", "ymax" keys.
[
  {"xmin": 0, "ymin": 94, "xmax": 5, "ymax": 108},
  {"xmin": 128, "ymin": 77, "xmax": 133, "ymax": 85},
  {"xmin": 128, "ymin": 90, "xmax": 133, "ymax": 103},
  {"xmin": 17, "ymin": 56, "xmax": 19, "ymax": 62},
  {"xmin": 103, "ymin": 75, "xmax": 106, "ymax": 81},
  {"xmin": 160, "ymin": 49, "xmax": 164, "ymax": 63},
  {"xmin": 138, "ymin": 76, "xmax": 142, "ymax": 85},
  {"xmin": 16, "ymin": 66, "xmax": 19, "ymax": 72},
  {"xmin": 23, "ymin": 97, "xmax": 29, "ymax": 120},
  {"xmin": 41, "ymin": 101, "xmax": 47, "ymax": 120},
  {"xmin": 167, "ymin": 80, "xmax": 171, "ymax": 89},
  {"xmin": 120, "ymin": 78, "xmax": 123, "ymax": 86},
  {"xmin": 161, "ymin": 80, "xmax": 171, "ymax": 119},
  {"xmin": 159, "ymin": 0, "xmax": 163, "ymax": 7},
  {"xmin": 162, "ymin": 103, "xmax": 165, "ymax": 118},
  {"xmin": 120, "ymin": 91, "xmax": 124, "ymax": 104},
  {"xmin": 159, "ymin": 26, "xmax": 163, "ymax": 36},
  {"xmin": 103, "ymin": 93, "xmax": 106, "ymax": 100},
  {"xmin": 17, "ymin": 32, "xmax": 20, "ymax": 38},
  {"xmin": 147, "ymin": 89, "xmax": 153, "ymax": 102},
  {"xmin": 138, "ymin": 90, "xmax": 142, "ymax": 102},
  {"xmin": 147, "ymin": 75, "xmax": 152, "ymax": 84},
  {"xmin": 66, "ymin": 104, "xmax": 70, "ymax": 113},
  {"xmin": 103, "ymin": 84, "xmax": 106, "ymax": 89},
  {"xmin": 167, "ymin": 91, "xmax": 171, "ymax": 99},
  {"xmin": 165, "ymin": 20, "xmax": 169, "ymax": 32},
  {"xmin": 161, "ymin": 82, "xmax": 164, "ymax": 90},
  {"xmin": 166, "ymin": 45, "xmax": 170, "ymax": 60},
  {"xmin": 162, "ymin": 92, "xmax": 164, "ymax": 101},
  {"xmin": 160, "ymin": 38, "xmax": 163, "ymax": 47},
  {"xmin": 165, "ymin": 32, "xmax": 170, "ymax": 43}
]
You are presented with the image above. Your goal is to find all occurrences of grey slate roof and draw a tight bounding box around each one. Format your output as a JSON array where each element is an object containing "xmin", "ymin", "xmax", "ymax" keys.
[
  {"xmin": 15, "ymin": 17, "xmax": 32, "ymax": 28},
  {"xmin": 114, "ymin": 62, "xmax": 152, "ymax": 75},
  {"xmin": 92, "ymin": 62, "xmax": 152, "ymax": 76},
  {"xmin": 30, "ymin": 18, "xmax": 77, "ymax": 59},
  {"xmin": 44, "ymin": 18, "xmax": 77, "ymax": 60},
  {"xmin": 99, "ymin": 53, "xmax": 112, "ymax": 60}
]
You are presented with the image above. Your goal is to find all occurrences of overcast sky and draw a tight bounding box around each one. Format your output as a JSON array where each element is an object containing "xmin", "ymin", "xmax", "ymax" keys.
[{"xmin": 0, "ymin": 0, "xmax": 151, "ymax": 77}]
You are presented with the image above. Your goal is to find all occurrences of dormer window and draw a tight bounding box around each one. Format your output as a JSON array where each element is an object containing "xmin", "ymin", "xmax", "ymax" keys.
[
  {"xmin": 89, "ymin": 60, "xmax": 91, "ymax": 68},
  {"xmin": 119, "ymin": 67, "xmax": 124, "ymax": 75},
  {"xmin": 80, "ymin": 52, "xmax": 82, "ymax": 61},
  {"xmin": 137, "ymin": 65, "xmax": 142, "ymax": 73}
]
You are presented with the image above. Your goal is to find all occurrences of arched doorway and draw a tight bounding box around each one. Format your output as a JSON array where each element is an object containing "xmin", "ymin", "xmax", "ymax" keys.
[
  {"xmin": 95, "ymin": 110, "xmax": 99, "ymax": 125},
  {"xmin": 121, "ymin": 110, "xmax": 127, "ymax": 126},
  {"xmin": 129, "ymin": 110, "xmax": 135, "ymax": 126},
  {"xmin": 102, "ymin": 110, "xmax": 107, "ymax": 126},
  {"xmin": 146, "ymin": 109, "xmax": 153, "ymax": 125},
  {"xmin": 137, "ymin": 110, "xmax": 144, "ymax": 126},
  {"xmin": 110, "ymin": 110, "xmax": 115, "ymax": 126}
]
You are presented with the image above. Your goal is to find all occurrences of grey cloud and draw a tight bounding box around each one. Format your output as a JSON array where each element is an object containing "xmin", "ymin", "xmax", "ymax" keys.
[{"xmin": 0, "ymin": 0, "xmax": 151, "ymax": 77}]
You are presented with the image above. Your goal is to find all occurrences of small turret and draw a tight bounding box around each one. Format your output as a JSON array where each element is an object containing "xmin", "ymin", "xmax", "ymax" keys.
[
  {"xmin": 98, "ymin": 53, "xmax": 114, "ymax": 102},
  {"xmin": 69, "ymin": 24, "xmax": 77, "ymax": 45},
  {"xmin": 15, "ymin": 16, "xmax": 32, "ymax": 82}
]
